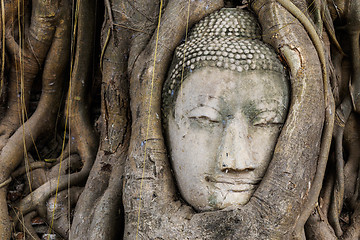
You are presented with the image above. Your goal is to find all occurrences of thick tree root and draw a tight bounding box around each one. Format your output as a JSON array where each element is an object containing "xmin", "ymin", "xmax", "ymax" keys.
[
  {"xmin": 14, "ymin": 157, "xmax": 93, "ymax": 220},
  {"xmin": 46, "ymin": 187, "xmax": 83, "ymax": 238},
  {"xmin": 305, "ymin": 209, "xmax": 337, "ymax": 240},
  {"xmin": 0, "ymin": 1, "xmax": 71, "ymax": 238},
  {"xmin": 69, "ymin": 0, "xmax": 131, "ymax": 238},
  {"xmin": 11, "ymin": 161, "xmax": 53, "ymax": 179},
  {"xmin": 18, "ymin": 211, "xmax": 41, "ymax": 240},
  {"xmin": 340, "ymin": 204, "xmax": 360, "ymax": 240},
  {"xmin": 269, "ymin": 1, "xmax": 335, "ymax": 238},
  {"xmin": 0, "ymin": 0, "xmax": 59, "ymax": 150},
  {"xmin": 328, "ymin": 97, "xmax": 352, "ymax": 236}
]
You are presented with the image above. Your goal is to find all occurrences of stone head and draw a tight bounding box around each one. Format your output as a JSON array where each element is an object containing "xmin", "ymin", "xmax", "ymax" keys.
[{"xmin": 162, "ymin": 8, "xmax": 289, "ymax": 211}]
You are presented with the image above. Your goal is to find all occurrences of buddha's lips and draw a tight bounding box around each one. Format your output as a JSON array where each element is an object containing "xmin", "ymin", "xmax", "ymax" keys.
[{"xmin": 205, "ymin": 175, "xmax": 261, "ymax": 185}]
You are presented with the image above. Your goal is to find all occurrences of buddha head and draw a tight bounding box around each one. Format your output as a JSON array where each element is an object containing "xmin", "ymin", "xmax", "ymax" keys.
[{"xmin": 162, "ymin": 8, "xmax": 289, "ymax": 211}]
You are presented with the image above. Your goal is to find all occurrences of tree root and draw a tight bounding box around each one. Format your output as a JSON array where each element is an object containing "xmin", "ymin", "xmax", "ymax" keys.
[
  {"xmin": 0, "ymin": 0, "xmax": 59, "ymax": 150},
  {"xmin": 328, "ymin": 97, "xmax": 352, "ymax": 236},
  {"xmin": 46, "ymin": 187, "xmax": 83, "ymax": 238},
  {"xmin": 11, "ymin": 161, "xmax": 53, "ymax": 179},
  {"xmin": 46, "ymin": 154, "xmax": 82, "ymax": 180},
  {"xmin": 305, "ymin": 208, "xmax": 337, "ymax": 240},
  {"xmin": 0, "ymin": 177, "xmax": 11, "ymax": 189},
  {"xmin": 67, "ymin": 1, "xmax": 131, "ymax": 238},
  {"xmin": 0, "ymin": 1, "xmax": 355, "ymax": 239},
  {"xmin": 13, "ymin": 156, "xmax": 93, "ymax": 221},
  {"xmin": 320, "ymin": 168, "xmax": 335, "ymax": 218},
  {"xmin": 340, "ymin": 203, "xmax": 360, "ymax": 240},
  {"xmin": 344, "ymin": 114, "xmax": 360, "ymax": 202},
  {"xmin": 345, "ymin": 0, "xmax": 360, "ymax": 113},
  {"xmin": 267, "ymin": 1, "xmax": 335, "ymax": 238},
  {"xmin": 0, "ymin": 1, "xmax": 71, "ymax": 238},
  {"xmin": 18, "ymin": 154, "xmax": 81, "ymax": 195},
  {"xmin": 17, "ymin": 211, "xmax": 41, "ymax": 240}
]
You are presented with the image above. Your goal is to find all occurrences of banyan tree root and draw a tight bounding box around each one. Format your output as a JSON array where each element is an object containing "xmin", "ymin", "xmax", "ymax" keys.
[
  {"xmin": 17, "ymin": 211, "xmax": 41, "ymax": 240},
  {"xmin": 65, "ymin": 0, "xmax": 99, "ymax": 237},
  {"xmin": 0, "ymin": 0, "xmax": 59, "ymax": 150},
  {"xmin": 305, "ymin": 209, "xmax": 337, "ymax": 240},
  {"xmin": 0, "ymin": 1, "xmax": 356, "ymax": 239},
  {"xmin": 0, "ymin": 0, "xmax": 97, "ymax": 238},
  {"xmin": 340, "ymin": 203, "xmax": 360, "ymax": 240},
  {"xmin": 344, "ymin": 114, "xmax": 360, "ymax": 204},
  {"xmin": 0, "ymin": 1, "xmax": 71, "ymax": 239},
  {"xmin": 46, "ymin": 187, "xmax": 83, "ymax": 238},
  {"xmin": 68, "ymin": 0, "xmax": 131, "ymax": 238},
  {"xmin": 327, "ymin": 97, "xmax": 352, "ymax": 236},
  {"xmin": 344, "ymin": 0, "xmax": 360, "ymax": 113},
  {"xmin": 71, "ymin": 8, "xmax": 132, "ymax": 239},
  {"xmin": 338, "ymin": 114, "xmax": 360, "ymax": 239},
  {"xmin": 11, "ymin": 161, "xmax": 53, "ymax": 179},
  {"xmin": 10, "ymin": 154, "xmax": 84, "ymax": 220},
  {"xmin": 7, "ymin": 154, "xmax": 80, "ymax": 213},
  {"xmin": 0, "ymin": 0, "xmax": 97, "ymax": 239},
  {"xmin": 266, "ymin": 1, "xmax": 335, "ymax": 238}
]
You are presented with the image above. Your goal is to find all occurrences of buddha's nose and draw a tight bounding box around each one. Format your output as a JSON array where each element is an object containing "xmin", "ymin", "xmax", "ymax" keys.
[{"xmin": 218, "ymin": 118, "xmax": 256, "ymax": 172}]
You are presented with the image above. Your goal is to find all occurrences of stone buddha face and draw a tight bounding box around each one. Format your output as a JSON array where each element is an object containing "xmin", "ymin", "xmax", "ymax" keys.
[
  {"xmin": 162, "ymin": 8, "xmax": 289, "ymax": 211},
  {"xmin": 167, "ymin": 68, "xmax": 288, "ymax": 211}
]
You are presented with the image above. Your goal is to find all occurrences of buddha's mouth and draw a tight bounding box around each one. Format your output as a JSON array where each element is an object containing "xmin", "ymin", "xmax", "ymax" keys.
[
  {"xmin": 205, "ymin": 175, "xmax": 261, "ymax": 185},
  {"xmin": 205, "ymin": 175, "xmax": 261, "ymax": 192}
]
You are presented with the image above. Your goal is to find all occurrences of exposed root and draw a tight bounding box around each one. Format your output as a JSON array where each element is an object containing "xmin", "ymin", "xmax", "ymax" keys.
[
  {"xmin": 46, "ymin": 154, "xmax": 82, "ymax": 180},
  {"xmin": 340, "ymin": 204, "xmax": 360, "ymax": 240},
  {"xmin": 18, "ymin": 211, "xmax": 41, "ymax": 240},
  {"xmin": 344, "ymin": 114, "xmax": 360, "ymax": 202},
  {"xmin": 0, "ymin": 177, "xmax": 11, "ymax": 189},
  {"xmin": 13, "ymin": 156, "xmax": 93, "ymax": 221},
  {"xmin": 0, "ymin": 0, "xmax": 58, "ymax": 149},
  {"xmin": 11, "ymin": 161, "xmax": 53, "ymax": 179},
  {"xmin": 305, "ymin": 208, "xmax": 337, "ymax": 239},
  {"xmin": 0, "ymin": 1, "xmax": 71, "ymax": 238},
  {"xmin": 346, "ymin": 0, "xmax": 360, "ymax": 112},
  {"xmin": 271, "ymin": 1, "xmax": 335, "ymax": 238},
  {"xmin": 328, "ymin": 97, "xmax": 352, "ymax": 236},
  {"xmin": 319, "ymin": 170, "xmax": 334, "ymax": 218},
  {"xmin": 46, "ymin": 187, "xmax": 83, "ymax": 238},
  {"xmin": 17, "ymin": 154, "xmax": 81, "ymax": 195}
]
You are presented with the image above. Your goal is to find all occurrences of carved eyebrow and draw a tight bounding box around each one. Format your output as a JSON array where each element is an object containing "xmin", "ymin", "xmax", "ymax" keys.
[
  {"xmin": 243, "ymin": 99, "xmax": 288, "ymax": 122},
  {"xmin": 196, "ymin": 94, "xmax": 222, "ymax": 103},
  {"xmin": 252, "ymin": 99, "xmax": 288, "ymax": 111},
  {"xmin": 188, "ymin": 95, "xmax": 223, "ymax": 113},
  {"xmin": 254, "ymin": 108, "xmax": 286, "ymax": 120}
]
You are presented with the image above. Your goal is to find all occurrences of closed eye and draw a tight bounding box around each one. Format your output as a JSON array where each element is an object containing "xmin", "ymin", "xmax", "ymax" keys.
[
  {"xmin": 189, "ymin": 115, "xmax": 220, "ymax": 124},
  {"xmin": 252, "ymin": 110, "xmax": 285, "ymax": 126},
  {"xmin": 253, "ymin": 122, "xmax": 283, "ymax": 127},
  {"xmin": 187, "ymin": 105, "xmax": 221, "ymax": 122},
  {"xmin": 187, "ymin": 106, "xmax": 221, "ymax": 124}
]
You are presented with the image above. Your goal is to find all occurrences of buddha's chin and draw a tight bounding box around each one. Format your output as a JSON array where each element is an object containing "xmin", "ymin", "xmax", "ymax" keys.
[{"xmin": 193, "ymin": 188, "xmax": 255, "ymax": 212}]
